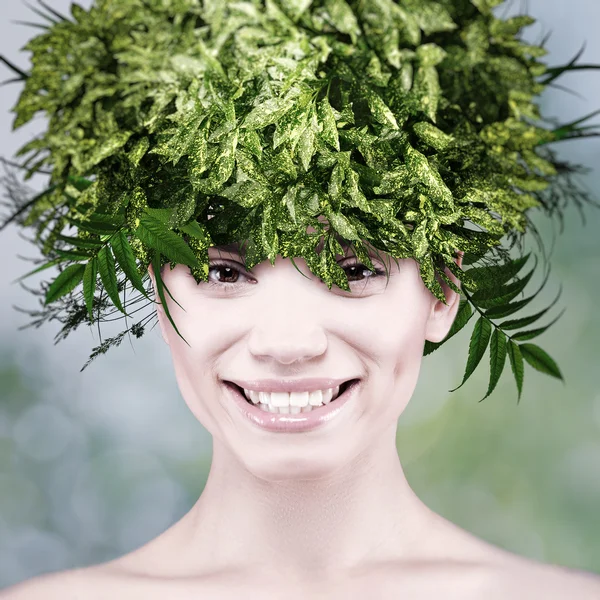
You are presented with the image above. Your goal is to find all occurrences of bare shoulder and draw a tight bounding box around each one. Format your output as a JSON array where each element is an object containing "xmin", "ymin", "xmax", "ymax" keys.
[
  {"xmin": 489, "ymin": 554, "xmax": 600, "ymax": 600},
  {"xmin": 0, "ymin": 568, "xmax": 96, "ymax": 600}
]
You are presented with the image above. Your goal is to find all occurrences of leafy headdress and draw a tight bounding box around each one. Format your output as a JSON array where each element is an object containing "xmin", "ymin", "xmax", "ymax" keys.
[{"xmin": 1, "ymin": 0, "xmax": 599, "ymax": 402}]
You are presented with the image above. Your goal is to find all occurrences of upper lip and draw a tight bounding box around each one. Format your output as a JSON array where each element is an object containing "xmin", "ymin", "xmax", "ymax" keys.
[{"xmin": 225, "ymin": 378, "xmax": 359, "ymax": 393}]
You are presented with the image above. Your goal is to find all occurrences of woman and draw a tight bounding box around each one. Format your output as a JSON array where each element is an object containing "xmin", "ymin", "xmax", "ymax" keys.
[
  {"xmin": 1, "ymin": 0, "xmax": 600, "ymax": 597},
  {"xmin": 3, "ymin": 223, "xmax": 600, "ymax": 598}
]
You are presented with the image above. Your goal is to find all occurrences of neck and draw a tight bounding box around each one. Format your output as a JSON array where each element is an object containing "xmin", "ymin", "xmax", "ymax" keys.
[{"xmin": 178, "ymin": 424, "xmax": 434, "ymax": 583}]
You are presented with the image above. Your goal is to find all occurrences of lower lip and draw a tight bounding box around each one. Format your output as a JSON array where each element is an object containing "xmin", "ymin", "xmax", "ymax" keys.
[{"xmin": 224, "ymin": 380, "xmax": 360, "ymax": 433}]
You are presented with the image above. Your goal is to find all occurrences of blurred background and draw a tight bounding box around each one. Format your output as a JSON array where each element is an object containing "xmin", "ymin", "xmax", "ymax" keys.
[{"xmin": 0, "ymin": 0, "xmax": 599, "ymax": 589}]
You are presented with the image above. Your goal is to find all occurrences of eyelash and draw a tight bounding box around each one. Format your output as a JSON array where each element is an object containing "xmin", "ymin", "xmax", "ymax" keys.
[{"xmin": 203, "ymin": 259, "xmax": 387, "ymax": 290}]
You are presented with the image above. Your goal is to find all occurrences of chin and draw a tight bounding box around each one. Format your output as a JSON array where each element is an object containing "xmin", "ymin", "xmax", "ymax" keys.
[{"xmin": 236, "ymin": 442, "xmax": 361, "ymax": 482}]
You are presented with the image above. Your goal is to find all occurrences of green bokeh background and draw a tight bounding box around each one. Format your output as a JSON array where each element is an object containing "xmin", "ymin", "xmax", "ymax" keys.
[{"xmin": 1, "ymin": 0, "xmax": 599, "ymax": 589}]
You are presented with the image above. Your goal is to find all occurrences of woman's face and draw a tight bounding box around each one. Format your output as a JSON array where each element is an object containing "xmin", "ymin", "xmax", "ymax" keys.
[{"xmin": 148, "ymin": 228, "xmax": 461, "ymax": 481}]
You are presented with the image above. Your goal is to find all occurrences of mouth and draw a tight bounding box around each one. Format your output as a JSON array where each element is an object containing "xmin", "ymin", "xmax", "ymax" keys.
[{"xmin": 224, "ymin": 379, "xmax": 360, "ymax": 412}]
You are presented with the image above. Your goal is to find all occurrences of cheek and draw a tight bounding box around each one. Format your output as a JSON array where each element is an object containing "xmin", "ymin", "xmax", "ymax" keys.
[
  {"xmin": 370, "ymin": 302, "xmax": 429, "ymax": 363},
  {"xmin": 365, "ymin": 299, "xmax": 429, "ymax": 409}
]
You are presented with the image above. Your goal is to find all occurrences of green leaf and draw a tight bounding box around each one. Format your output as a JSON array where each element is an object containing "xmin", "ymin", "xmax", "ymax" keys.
[
  {"xmin": 297, "ymin": 107, "xmax": 317, "ymax": 171},
  {"xmin": 471, "ymin": 266, "xmax": 536, "ymax": 309},
  {"xmin": 324, "ymin": 0, "xmax": 361, "ymax": 43},
  {"xmin": 12, "ymin": 257, "xmax": 62, "ymax": 283},
  {"xmin": 0, "ymin": 54, "xmax": 30, "ymax": 81},
  {"xmin": 423, "ymin": 298, "xmax": 473, "ymax": 356},
  {"xmin": 498, "ymin": 287, "xmax": 562, "ymax": 330},
  {"xmin": 179, "ymin": 220, "xmax": 211, "ymax": 241},
  {"xmin": 97, "ymin": 246, "xmax": 126, "ymax": 315},
  {"xmin": 539, "ymin": 42, "xmax": 587, "ymax": 86},
  {"xmin": 55, "ymin": 233, "xmax": 105, "ymax": 250},
  {"xmin": 479, "ymin": 328, "xmax": 507, "ymax": 402},
  {"xmin": 366, "ymin": 89, "xmax": 399, "ymax": 129},
  {"xmin": 78, "ymin": 131, "xmax": 133, "ymax": 172},
  {"xmin": 317, "ymin": 96, "xmax": 340, "ymax": 151},
  {"xmin": 484, "ymin": 267, "xmax": 552, "ymax": 319},
  {"xmin": 136, "ymin": 213, "xmax": 201, "ymax": 269},
  {"xmin": 520, "ymin": 343, "xmax": 563, "ymax": 380},
  {"xmin": 83, "ymin": 257, "xmax": 98, "ymax": 321},
  {"xmin": 64, "ymin": 212, "xmax": 123, "ymax": 234},
  {"xmin": 54, "ymin": 248, "xmax": 95, "ymax": 260},
  {"xmin": 283, "ymin": 0, "xmax": 314, "ymax": 21},
  {"xmin": 110, "ymin": 231, "xmax": 152, "ymax": 300},
  {"xmin": 243, "ymin": 95, "xmax": 296, "ymax": 130},
  {"xmin": 551, "ymin": 108, "xmax": 600, "ymax": 141},
  {"xmin": 412, "ymin": 121, "xmax": 454, "ymax": 152},
  {"xmin": 327, "ymin": 210, "xmax": 360, "ymax": 241},
  {"xmin": 273, "ymin": 97, "xmax": 312, "ymax": 150},
  {"xmin": 465, "ymin": 253, "xmax": 531, "ymax": 293},
  {"xmin": 44, "ymin": 263, "xmax": 85, "ymax": 305},
  {"xmin": 507, "ymin": 340, "xmax": 524, "ymax": 402},
  {"xmin": 510, "ymin": 308, "xmax": 565, "ymax": 341},
  {"xmin": 192, "ymin": 130, "xmax": 238, "ymax": 193},
  {"xmin": 36, "ymin": 1, "xmax": 70, "ymax": 23},
  {"xmin": 67, "ymin": 176, "xmax": 94, "ymax": 191},
  {"xmin": 151, "ymin": 251, "xmax": 190, "ymax": 347},
  {"xmin": 449, "ymin": 315, "xmax": 492, "ymax": 392},
  {"xmin": 484, "ymin": 294, "xmax": 536, "ymax": 319}
]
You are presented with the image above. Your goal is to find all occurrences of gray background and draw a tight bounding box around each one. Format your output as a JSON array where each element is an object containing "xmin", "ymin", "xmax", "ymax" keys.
[{"xmin": 0, "ymin": 0, "xmax": 599, "ymax": 589}]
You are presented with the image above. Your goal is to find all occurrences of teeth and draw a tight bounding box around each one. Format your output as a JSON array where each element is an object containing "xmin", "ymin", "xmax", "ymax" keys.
[{"xmin": 243, "ymin": 386, "xmax": 342, "ymax": 411}]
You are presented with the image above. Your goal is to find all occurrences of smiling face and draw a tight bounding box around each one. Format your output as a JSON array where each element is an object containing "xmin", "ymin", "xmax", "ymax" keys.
[{"xmin": 147, "ymin": 224, "xmax": 462, "ymax": 481}]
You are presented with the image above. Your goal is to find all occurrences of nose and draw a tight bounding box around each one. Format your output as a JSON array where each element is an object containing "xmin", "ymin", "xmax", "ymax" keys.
[
  {"xmin": 248, "ymin": 329, "xmax": 327, "ymax": 365},
  {"xmin": 247, "ymin": 216, "xmax": 332, "ymax": 364},
  {"xmin": 246, "ymin": 278, "xmax": 328, "ymax": 365}
]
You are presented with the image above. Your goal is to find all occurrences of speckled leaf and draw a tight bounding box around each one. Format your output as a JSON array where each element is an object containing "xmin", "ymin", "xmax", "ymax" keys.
[
  {"xmin": 127, "ymin": 136, "xmax": 150, "ymax": 167},
  {"xmin": 366, "ymin": 89, "xmax": 399, "ymax": 129},
  {"xmin": 193, "ymin": 131, "xmax": 238, "ymax": 193},
  {"xmin": 284, "ymin": 0, "xmax": 314, "ymax": 21},
  {"xmin": 317, "ymin": 96, "xmax": 340, "ymax": 151},
  {"xmin": 243, "ymin": 93, "xmax": 298, "ymax": 130},
  {"xmin": 412, "ymin": 122, "xmax": 454, "ymax": 152},
  {"xmin": 76, "ymin": 131, "xmax": 133, "ymax": 173},
  {"xmin": 327, "ymin": 210, "xmax": 360, "ymax": 240},
  {"xmin": 404, "ymin": 144, "xmax": 453, "ymax": 208},
  {"xmin": 471, "ymin": 0, "xmax": 504, "ymax": 15},
  {"xmin": 328, "ymin": 161, "xmax": 345, "ymax": 202},
  {"xmin": 282, "ymin": 186, "xmax": 299, "ymax": 224},
  {"xmin": 406, "ymin": 0, "xmax": 457, "ymax": 35},
  {"xmin": 323, "ymin": 0, "xmax": 361, "ymax": 44},
  {"xmin": 297, "ymin": 108, "xmax": 317, "ymax": 171}
]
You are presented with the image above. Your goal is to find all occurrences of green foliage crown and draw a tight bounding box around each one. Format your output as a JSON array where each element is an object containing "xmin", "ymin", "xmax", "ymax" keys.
[{"xmin": 1, "ymin": 0, "xmax": 599, "ymax": 402}]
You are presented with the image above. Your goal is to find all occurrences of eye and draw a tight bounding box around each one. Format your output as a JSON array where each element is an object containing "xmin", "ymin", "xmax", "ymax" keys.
[{"xmin": 202, "ymin": 259, "xmax": 386, "ymax": 290}]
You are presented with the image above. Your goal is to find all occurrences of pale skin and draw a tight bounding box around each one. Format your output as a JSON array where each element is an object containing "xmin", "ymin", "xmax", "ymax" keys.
[{"xmin": 2, "ymin": 221, "xmax": 600, "ymax": 599}]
